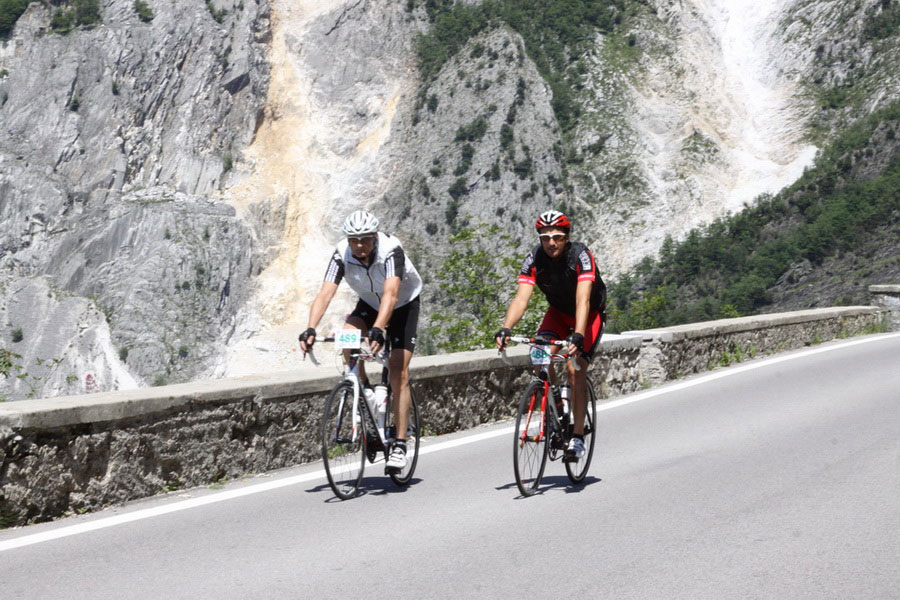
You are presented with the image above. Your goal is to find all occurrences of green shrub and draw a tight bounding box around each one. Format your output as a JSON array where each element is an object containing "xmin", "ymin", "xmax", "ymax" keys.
[
  {"xmin": 863, "ymin": 3, "xmax": 900, "ymax": 40},
  {"xmin": 133, "ymin": 0, "xmax": 154, "ymax": 22},
  {"xmin": 0, "ymin": 0, "xmax": 28, "ymax": 38},
  {"xmin": 50, "ymin": 8, "xmax": 75, "ymax": 33},
  {"xmin": 206, "ymin": 0, "xmax": 227, "ymax": 23},
  {"xmin": 500, "ymin": 123, "xmax": 513, "ymax": 148},
  {"xmin": 454, "ymin": 116, "xmax": 488, "ymax": 142},
  {"xmin": 50, "ymin": 0, "xmax": 102, "ymax": 34},
  {"xmin": 448, "ymin": 177, "xmax": 468, "ymax": 200},
  {"xmin": 75, "ymin": 0, "xmax": 101, "ymax": 25},
  {"xmin": 11, "ymin": 327, "xmax": 22, "ymax": 343},
  {"xmin": 427, "ymin": 224, "xmax": 548, "ymax": 352},
  {"xmin": 454, "ymin": 143, "xmax": 475, "ymax": 175}
]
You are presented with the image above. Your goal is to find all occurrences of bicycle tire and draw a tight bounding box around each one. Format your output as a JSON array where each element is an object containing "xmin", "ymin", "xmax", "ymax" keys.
[
  {"xmin": 388, "ymin": 386, "xmax": 420, "ymax": 486},
  {"xmin": 322, "ymin": 380, "xmax": 366, "ymax": 500},
  {"xmin": 513, "ymin": 381, "xmax": 549, "ymax": 497},
  {"xmin": 565, "ymin": 377, "xmax": 597, "ymax": 483}
]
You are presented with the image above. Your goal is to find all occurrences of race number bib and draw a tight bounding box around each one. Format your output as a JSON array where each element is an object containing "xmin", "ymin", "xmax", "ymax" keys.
[
  {"xmin": 336, "ymin": 329, "xmax": 362, "ymax": 349},
  {"xmin": 530, "ymin": 346, "xmax": 550, "ymax": 365}
]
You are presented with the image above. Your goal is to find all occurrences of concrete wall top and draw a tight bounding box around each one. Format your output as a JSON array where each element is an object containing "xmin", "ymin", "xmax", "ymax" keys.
[
  {"xmin": 0, "ymin": 337, "xmax": 641, "ymax": 430},
  {"xmin": 620, "ymin": 306, "xmax": 883, "ymax": 342},
  {"xmin": 870, "ymin": 285, "xmax": 900, "ymax": 293}
]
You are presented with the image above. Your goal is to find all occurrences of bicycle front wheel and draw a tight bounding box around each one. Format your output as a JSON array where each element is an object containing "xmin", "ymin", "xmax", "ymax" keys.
[
  {"xmin": 388, "ymin": 386, "xmax": 420, "ymax": 486},
  {"xmin": 322, "ymin": 381, "xmax": 366, "ymax": 500},
  {"xmin": 513, "ymin": 381, "xmax": 549, "ymax": 497},
  {"xmin": 565, "ymin": 377, "xmax": 597, "ymax": 483}
]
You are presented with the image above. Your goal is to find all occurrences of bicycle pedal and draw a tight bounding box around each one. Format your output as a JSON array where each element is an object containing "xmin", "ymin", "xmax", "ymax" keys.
[
  {"xmin": 384, "ymin": 465, "xmax": 401, "ymax": 475},
  {"xmin": 563, "ymin": 453, "xmax": 579, "ymax": 463}
]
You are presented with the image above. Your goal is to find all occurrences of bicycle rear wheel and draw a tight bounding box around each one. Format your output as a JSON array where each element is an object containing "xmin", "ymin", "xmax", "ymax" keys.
[
  {"xmin": 322, "ymin": 381, "xmax": 366, "ymax": 500},
  {"xmin": 513, "ymin": 381, "xmax": 549, "ymax": 497},
  {"xmin": 565, "ymin": 377, "xmax": 597, "ymax": 483},
  {"xmin": 388, "ymin": 386, "xmax": 420, "ymax": 486}
]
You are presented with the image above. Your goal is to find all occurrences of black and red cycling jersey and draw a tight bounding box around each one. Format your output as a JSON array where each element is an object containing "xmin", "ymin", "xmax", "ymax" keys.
[{"xmin": 517, "ymin": 241, "xmax": 607, "ymax": 316}]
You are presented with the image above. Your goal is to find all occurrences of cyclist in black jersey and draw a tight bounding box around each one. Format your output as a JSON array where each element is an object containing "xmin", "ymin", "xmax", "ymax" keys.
[
  {"xmin": 298, "ymin": 210, "xmax": 422, "ymax": 471},
  {"xmin": 495, "ymin": 210, "xmax": 606, "ymax": 462}
]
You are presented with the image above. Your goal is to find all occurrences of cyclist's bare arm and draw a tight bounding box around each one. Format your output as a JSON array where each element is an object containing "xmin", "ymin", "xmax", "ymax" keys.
[
  {"xmin": 499, "ymin": 283, "xmax": 534, "ymax": 348},
  {"xmin": 302, "ymin": 281, "xmax": 339, "ymax": 352}
]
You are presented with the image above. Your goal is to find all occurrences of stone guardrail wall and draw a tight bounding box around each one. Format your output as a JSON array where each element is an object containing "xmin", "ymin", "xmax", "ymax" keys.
[
  {"xmin": 869, "ymin": 285, "xmax": 900, "ymax": 329},
  {"xmin": 0, "ymin": 304, "xmax": 892, "ymax": 527}
]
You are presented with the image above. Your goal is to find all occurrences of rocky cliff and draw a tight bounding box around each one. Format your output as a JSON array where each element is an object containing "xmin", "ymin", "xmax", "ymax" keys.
[
  {"xmin": 2, "ymin": 0, "xmax": 895, "ymax": 397},
  {"xmin": 1, "ymin": 0, "xmax": 269, "ymax": 398}
]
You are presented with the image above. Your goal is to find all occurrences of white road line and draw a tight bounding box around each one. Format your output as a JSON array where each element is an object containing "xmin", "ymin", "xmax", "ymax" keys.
[{"xmin": 2, "ymin": 333, "xmax": 897, "ymax": 552}]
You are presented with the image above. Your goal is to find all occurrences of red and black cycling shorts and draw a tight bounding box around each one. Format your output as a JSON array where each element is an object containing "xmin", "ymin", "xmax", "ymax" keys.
[{"xmin": 536, "ymin": 305, "xmax": 604, "ymax": 362}]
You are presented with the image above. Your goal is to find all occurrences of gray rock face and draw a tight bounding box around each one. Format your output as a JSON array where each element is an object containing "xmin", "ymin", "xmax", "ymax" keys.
[
  {"xmin": 387, "ymin": 27, "xmax": 566, "ymax": 236},
  {"xmin": 384, "ymin": 26, "xmax": 568, "ymax": 312},
  {"xmin": 0, "ymin": 0, "xmax": 270, "ymax": 396},
  {"xmin": 0, "ymin": 276, "xmax": 134, "ymax": 400}
]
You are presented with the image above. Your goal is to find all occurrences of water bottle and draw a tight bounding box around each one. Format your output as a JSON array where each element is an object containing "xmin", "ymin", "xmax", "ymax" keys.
[
  {"xmin": 373, "ymin": 383, "xmax": 388, "ymax": 432},
  {"xmin": 559, "ymin": 384, "xmax": 571, "ymax": 418}
]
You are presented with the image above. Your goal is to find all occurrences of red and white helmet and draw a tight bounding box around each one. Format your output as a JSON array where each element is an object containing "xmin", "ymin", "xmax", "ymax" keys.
[{"xmin": 535, "ymin": 210, "xmax": 571, "ymax": 232}]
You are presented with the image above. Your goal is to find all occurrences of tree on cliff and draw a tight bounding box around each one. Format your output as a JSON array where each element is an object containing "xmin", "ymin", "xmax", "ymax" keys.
[{"xmin": 428, "ymin": 224, "xmax": 547, "ymax": 352}]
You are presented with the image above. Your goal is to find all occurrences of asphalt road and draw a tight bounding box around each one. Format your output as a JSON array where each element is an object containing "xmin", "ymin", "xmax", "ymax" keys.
[{"xmin": 2, "ymin": 333, "xmax": 899, "ymax": 599}]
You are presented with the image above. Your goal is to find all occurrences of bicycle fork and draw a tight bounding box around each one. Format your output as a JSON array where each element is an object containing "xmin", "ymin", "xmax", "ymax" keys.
[{"xmin": 519, "ymin": 379, "xmax": 550, "ymax": 445}]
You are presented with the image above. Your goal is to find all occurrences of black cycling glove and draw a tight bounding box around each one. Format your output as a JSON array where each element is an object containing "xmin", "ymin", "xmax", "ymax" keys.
[
  {"xmin": 367, "ymin": 327, "xmax": 385, "ymax": 347},
  {"xmin": 495, "ymin": 327, "xmax": 512, "ymax": 349},
  {"xmin": 298, "ymin": 328, "xmax": 316, "ymax": 347},
  {"xmin": 568, "ymin": 332, "xmax": 585, "ymax": 354}
]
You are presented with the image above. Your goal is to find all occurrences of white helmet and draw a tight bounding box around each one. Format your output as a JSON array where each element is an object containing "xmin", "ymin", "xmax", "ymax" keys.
[{"xmin": 341, "ymin": 210, "xmax": 379, "ymax": 236}]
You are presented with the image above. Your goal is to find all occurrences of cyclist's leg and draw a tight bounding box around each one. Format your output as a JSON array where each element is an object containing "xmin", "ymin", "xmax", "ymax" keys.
[
  {"xmin": 388, "ymin": 348, "xmax": 413, "ymax": 441},
  {"xmin": 568, "ymin": 309, "xmax": 603, "ymax": 437},
  {"xmin": 386, "ymin": 297, "xmax": 418, "ymax": 443},
  {"xmin": 345, "ymin": 299, "xmax": 376, "ymax": 385}
]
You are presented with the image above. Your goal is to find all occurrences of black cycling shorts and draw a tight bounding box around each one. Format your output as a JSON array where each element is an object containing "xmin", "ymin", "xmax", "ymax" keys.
[{"xmin": 348, "ymin": 296, "xmax": 420, "ymax": 353}]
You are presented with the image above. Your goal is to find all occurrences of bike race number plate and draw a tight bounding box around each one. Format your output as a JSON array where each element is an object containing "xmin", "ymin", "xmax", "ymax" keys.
[
  {"xmin": 336, "ymin": 329, "xmax": 362, "ymax": 349},
  {"xmin": 530, "ymin": 346, "xmax": 550, "ymax": 365}
]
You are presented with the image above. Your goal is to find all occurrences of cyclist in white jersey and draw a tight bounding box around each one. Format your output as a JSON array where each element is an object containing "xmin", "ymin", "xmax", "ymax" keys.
[{"xmin": 299, "ymin": 210, "xmax": 422, "ymax": 471}]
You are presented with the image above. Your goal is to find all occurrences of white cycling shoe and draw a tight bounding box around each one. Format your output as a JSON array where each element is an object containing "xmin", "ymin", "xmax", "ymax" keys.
[
  {"xmin": 564, "ymin": 437, "xmax": 585, "ymax": 461},
  {"xmin": 386, "ymin": 445, "xmax": 407, "ymax": 470}
]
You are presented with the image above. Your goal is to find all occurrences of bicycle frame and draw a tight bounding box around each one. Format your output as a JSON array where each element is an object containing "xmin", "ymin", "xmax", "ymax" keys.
[
  {"xmin": 510, "ymin": 336, "xmax": 573, "ymax": 447},
  {"xmin": 312, "ymin": 342, "xmax": 395, "ymax": 461}
]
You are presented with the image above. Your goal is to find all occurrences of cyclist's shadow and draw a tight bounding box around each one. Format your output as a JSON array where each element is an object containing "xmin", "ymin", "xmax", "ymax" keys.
[{"xmin": 496, "ymin": 475, "xmax": 602, "ymax": 498}]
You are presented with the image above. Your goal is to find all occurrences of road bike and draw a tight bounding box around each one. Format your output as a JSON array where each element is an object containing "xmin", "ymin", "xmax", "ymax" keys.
[
  {"xmin": 308, "ymin": 332, "xmax": 420, "ymax": 500},
  {"xmin": 506, "ymin": 335, "xmax": 597, "ymax": 497}
]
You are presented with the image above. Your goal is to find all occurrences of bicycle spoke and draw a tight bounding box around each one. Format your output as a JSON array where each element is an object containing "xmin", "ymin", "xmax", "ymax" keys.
[
  {"xmin": 388, "ymin": 387, "xmax": 419, "ymax": 486},
  {"xmin": 322, "ymin": 382, "xmax": 366, "ymax": 499},
  {"xmin": 513, "ymin": 382, "xmax": 549, "ymax": 497},
  {"xmin": 565, "ymin": 377, "xmax": 597, "ymax": 483}
]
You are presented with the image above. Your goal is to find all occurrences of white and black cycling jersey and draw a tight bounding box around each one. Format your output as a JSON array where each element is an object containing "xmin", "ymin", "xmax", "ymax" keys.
[{"xmin": 323, "ymin": 232, "xmax": 423, "ymax": 310}]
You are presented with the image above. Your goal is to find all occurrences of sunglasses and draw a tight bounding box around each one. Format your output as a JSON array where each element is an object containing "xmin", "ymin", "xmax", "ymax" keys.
[
  {"xmin": 347, "ymin": 235, "xmax": 375, "ymax": 244},
  {"xmin": 538, "ymin": 233, "xmax": 568, "ymax": 242}
]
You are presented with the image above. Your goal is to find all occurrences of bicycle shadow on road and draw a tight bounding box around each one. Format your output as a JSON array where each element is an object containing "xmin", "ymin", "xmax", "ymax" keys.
[
  {"xmin": 495, "ymin": 475, "xmax": 603, "ymax": 498},
  {"xmin": 306, "ymin": 477, "xmax": 424, "ymax": 502}
]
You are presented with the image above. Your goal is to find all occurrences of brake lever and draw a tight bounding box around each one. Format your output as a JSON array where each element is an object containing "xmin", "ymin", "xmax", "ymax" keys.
[{"xmin": 304, "ymin": 348, "xmax": 321, "ymax": 367}]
